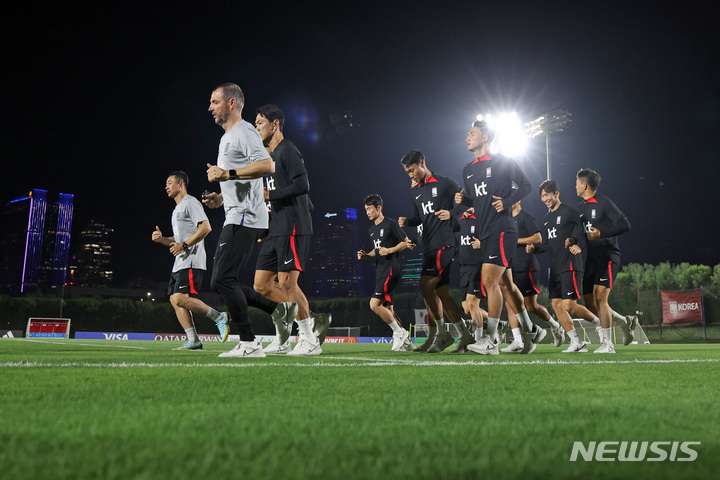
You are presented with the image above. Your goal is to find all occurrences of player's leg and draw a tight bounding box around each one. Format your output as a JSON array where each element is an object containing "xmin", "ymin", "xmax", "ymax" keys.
[
  {"xmin": 170, "ymin": 293, "xmax": 202, "ymax": 350},
  {"xmin": 553, "ymin": 298, "xmax": 588, "ymax": 353}
]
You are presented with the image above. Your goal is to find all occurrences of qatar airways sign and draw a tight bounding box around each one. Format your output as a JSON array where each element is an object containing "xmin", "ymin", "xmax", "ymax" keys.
[{"xmin": 661, "ymin": 289, "xmax": 704, "ymax": 325}]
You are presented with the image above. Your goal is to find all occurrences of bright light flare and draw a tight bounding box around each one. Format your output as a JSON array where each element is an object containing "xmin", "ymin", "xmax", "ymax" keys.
[{"xmin": 477, "ymin": 112, "xmax": 527, "ymax": 158}]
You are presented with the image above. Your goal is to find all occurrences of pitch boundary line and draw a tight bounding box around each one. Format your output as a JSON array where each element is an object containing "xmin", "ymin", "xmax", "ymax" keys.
[{"xmin": 16, "ymin": 339, "xmax": 150, "ymax": 349}]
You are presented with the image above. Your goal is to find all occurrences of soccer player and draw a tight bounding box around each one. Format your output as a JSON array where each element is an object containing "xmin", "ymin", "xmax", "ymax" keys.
[
  {"xmin": 576, "ymin": 168, "xmax": 639, "ymax": 353},
  {"xmin": 252, "ymin": 104, "xmax": 324, "ymax": 356},
  {"xmin": 455, "ymin": 119, "xmax": 544, "ymax": 356},
  {"xmin": 357, "ymin": 194, "xmax": 414, "ymax": 351},
  {"xmin": 454, "ymin": 207, "xmax": 489, "ymax": 352},
  {"xmin": 526, "ymin": 180, "xmax": 601, "ymax": 353},
  {"xmin": 502, "ymin": 200, "xmax": 565, "ymax": 353},
  {"xmin": 203, "ymin": 83, "xmax": 289, "ymax": 358},
  {"xmin": 398, "ymin": 150, "xmax": 473, "ymax": 353},
  {"xmin": 152, "ymin": 171, "xmax": 230, "ymax": 350}
]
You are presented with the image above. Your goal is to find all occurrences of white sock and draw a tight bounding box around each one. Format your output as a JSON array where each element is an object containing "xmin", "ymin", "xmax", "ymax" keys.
[
  {"xmin": 436, "ymin": 317, "xmax": 445, "ymax": 330},
  {"xmin": 185, "ymin": 328, "xmax": 198, "ymax": 342},
  {"xmin": 206, "ymin": 308, "xmax": 223, "ymax": 322},
  {"xmin": 590, "ymin": 316, "xmax": 601, "ymax": 327},
  {"xmin": 613, "ymin": 311, "xmax": 628, "ymax": 324},
  {"xmin": 547, "ymin": 316, "xmax": 560, "ymax": 329},
  {"xmin": 516, "ymin": 310, "xmax": 533, "ymax": 331},
  {"xmin": 486, "ymin": 317, "xmax": 499, "ymax": 338},
  {"xmin": 454, "ymin": 320, "xmax": 469, "ymax": 337},
  {"xmin": 603, "ymin": 328, "xmax": 613, "ymax": 344},
  {"xmin": 296, "ymin": 317, "xmax": 316, "ymax": 342},
  {"xmin": 512, "ymin": 328, "xmax": 522, "ymax": 343},
  {"xmin": 568, "ymin": 329, "xmax": 579, "ymax": 342},
  {"xmin": 389, "ymin": 320, "xmax": 402, "ymax": 333},
  {"xmin": 474, "ymin": 323, "xmax": 484, "ymax": 341}
]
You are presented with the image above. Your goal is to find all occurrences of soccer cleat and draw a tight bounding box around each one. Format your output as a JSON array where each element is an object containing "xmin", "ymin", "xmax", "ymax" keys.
[
  {"xmin": 263, "ymin": 338, "xmax": 291, "ymax": 354},
  {"xmin": 312, "ymin": 313, "xmax": 331, "ymax": 345},
  {"xmin": 551, "ymin": 325, "xmax": 566, "ymax": 347},
  {"xmin": 562, "ymin": 340, "xmax": 589, "ymax": 353},
  {"xmin": 594, "ymin": 326, "xmax": 604, "ymax": 344},
  {"xmin": 287, "ymin": 334, "xmax": 322, "ymax": 356},
  {"xmin": 523, "ymin": 325, "xmax": 547, "ymax": 354},
  {"xmin": 218, "ymin": 340, "xmax": 266, "ymax": 358},
  {"xmin": 173, "ymin": 340, "xmax": 203, "ymax": 350},
  {"xmin": 500, "ymin": 339, "xmax": 524, "ymax": 353},
  {"xmin": 427, "ymin": 330, "xmax": 454, "ymax": 353},
  {"xmin": 392, "ymin": 329, "xmax": 410, "ymax": 351},
  {"xmin": 467, "ymin": 336, "xmax": 499, "ymax": 355},
  {"xmin": 216, "ymin": 312, "xmax": 231, "ymax": 343},
  {"xmin": 594, "ymin": 340, "xmax": 616, "ymax": 354},
  {"xmin": 619, "ymin": 315, "xmax": 638, "ymax": 346},
  {"xmin": 450, "ymin": 333, "xmax": 475, "ymax": 353}
]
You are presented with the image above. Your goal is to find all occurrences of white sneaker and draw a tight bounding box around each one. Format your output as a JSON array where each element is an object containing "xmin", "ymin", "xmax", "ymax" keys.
[
  {"xmin": 619, "ymin": 315, "xmax": 637, "ymax": 346},
  {"xmin": 551, "ymin": 325, "xmax": 566, "ymax": 347},
  {"xmin": 562, "ymin": 340, "xmax": 589, "ymax": 353},
  {"xmin": 398, "ymin": 335, "xmax": 415, "ymax": 351},
  {"xmin": 467, "ymin": 336, "xmax": 498, "ymax": 355},
  {"xmin": 497, "ymin": 321, "xmax": 509, "ymax": 343},
  {"xmin": 427, "ymin": 330, "xmax": 454, "ymax": 353},
  {"xmin": 594, "ymin": 326, "xmax": 604, "ymax": 344},
  {"xmin": 263, "ymin": 338, "xmax": 291, "ymax": 354},
  {"xmin": 522, "ymin": 325, "xmax": 547, "ymax": 354},
  {"xmin": 594, "ymin": 340, "xmax": 616, "ymax": 354},
  {"xmin": 271, "ymin": 303, "xmax": 294, "ymax": 344},
  {"xmin": 392, "ymin": 329, "xmax": 410, "ymax": 351},
  {"xmin": 219, "ymin": 340, "xmax": 267, "ymax": 358},
  {"xmin": 501, "ymin": 339, "xmax": 524, "ymax": 353},
  {"xmin": 287, "ymin": 335, "xmax": 322, "ymax": 356},
  {"xmin": 450, "ymin": 333, "xmax": 475, "ymax": 353}
]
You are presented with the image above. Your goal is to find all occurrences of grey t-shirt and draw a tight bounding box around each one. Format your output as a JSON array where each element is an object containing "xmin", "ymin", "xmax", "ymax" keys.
[
  {"xmin": 171, "ymin": 195, "xmax": 208, "ymax": 272},
  {"xmin": 217, "ymin": 120, "xmax": 270, "ymax": 229}
]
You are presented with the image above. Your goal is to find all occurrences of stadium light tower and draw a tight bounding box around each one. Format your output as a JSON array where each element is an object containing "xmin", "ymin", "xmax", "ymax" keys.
[
  {"xmin": 525, "ymin": 109, "xmax": 572, "ymax": 180},
  {"xmin": 477, "ymin": 112, "xmax": 527, "ymax": 159}
]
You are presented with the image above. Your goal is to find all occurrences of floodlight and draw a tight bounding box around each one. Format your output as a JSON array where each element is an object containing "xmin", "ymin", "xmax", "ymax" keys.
[{"xmin": 476, "ymin": 112, "xmax": 527, "ymax": 158}]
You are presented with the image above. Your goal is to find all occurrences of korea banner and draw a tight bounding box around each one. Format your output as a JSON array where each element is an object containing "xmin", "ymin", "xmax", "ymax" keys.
[{"xmin": 661, "ymin": 289, "xmax": 704, "ymax": 325}]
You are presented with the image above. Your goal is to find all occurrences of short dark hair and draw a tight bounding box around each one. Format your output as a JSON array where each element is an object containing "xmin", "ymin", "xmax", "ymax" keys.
[
  {"xmin": 538, "ymin": 179, "xmax": 559, "ymax": 195},
  {"xmin": 256, "ymin": 104, "xmax": 285, "ymax": 132},
  {"xmin": 401, "ymin": 150, "xmax": 425, "ymax": 167},
  {"xmin": 577, "ymin": 168, "xmax": 601, "ymax": 191},
  {"xmin": 363, "ymin": 194, "xmax": 383, "ymax": 207},
  {"xmin": 215, "ymin": 83, "xmax": 245, "ymax": 109},
  {"xmin": 471, "ymin": 119, "xmax": 497, "ymax": 143},
  {"xmin": 169, "ymin": 171, "xmax": 189, "ymax": 188}
]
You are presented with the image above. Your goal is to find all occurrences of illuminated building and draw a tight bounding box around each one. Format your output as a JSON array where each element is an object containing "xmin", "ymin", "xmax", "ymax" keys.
[{"xmin": 71, "ymin": 221, "xmax": 113, "ymax": 287}]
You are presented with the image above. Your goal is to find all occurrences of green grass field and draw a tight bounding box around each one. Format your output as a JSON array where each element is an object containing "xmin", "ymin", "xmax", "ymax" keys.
[{"xmin": 2, "ymin": 338, "xmax": 719, "ymax": 480}]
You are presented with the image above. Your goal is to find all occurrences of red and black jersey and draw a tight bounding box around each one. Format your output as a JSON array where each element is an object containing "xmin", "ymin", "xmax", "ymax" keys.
[
  {"xmin": 535, "ymin": 203, "xmax": 586, "ymax": 274},
  {"xmin": 511, "ymin": 209, "xmax": 541, "ymax": 273},
  {"xmin": 457, "ymin": 213, "xmax": 483, "ymax": 267},
  {"xmin": 266, "ymin": 139, "xmax": 313, "ymax": 237},
  {"xmin": 404, "ymin": 173, "xmax": 461, "ymax": 252},
  {"xmin": 368, "ymin": 217, "xmax": 406, "ymax": 279},
  {"xmin": 460, "ymin": 152, "xmax": 531, "ymax": 240},
  {"xmin": 578, "ymin": 193, "xmax": 630, "ymax": 259}
]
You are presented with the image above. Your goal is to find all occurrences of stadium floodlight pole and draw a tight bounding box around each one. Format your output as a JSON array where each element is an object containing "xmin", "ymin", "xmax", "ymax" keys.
[{"xmin": 525, "ymin": 109, "xmax": 572, "ymax": 180}]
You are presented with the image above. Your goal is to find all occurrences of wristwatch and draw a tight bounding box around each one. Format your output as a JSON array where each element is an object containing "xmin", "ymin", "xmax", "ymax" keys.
[
  {"xmin": 228, "ymin": 169, "xmax": 237, "ymax": 179},
  {"xmin": 182, "ymin": 242, "xmax": 189, "ymax": 250}
]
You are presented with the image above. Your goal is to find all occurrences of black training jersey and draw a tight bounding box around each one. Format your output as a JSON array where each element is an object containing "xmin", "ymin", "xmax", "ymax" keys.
[
  {"xmin": 266, "ymin": 139, "xmax": 313, "ymax": 236},
  {"xmin": 511, "ymin": 210, "xmax": 541, "ymax": 273},
  {"xmin": 457, "ymin": 213, "xmax": 483, "ymax": 266},
  {"xmin": 577, "ymin": 194, "xmax": 630, "ymax": 258},
  {"xmin": 368, "ymin": 217, "xmax": 406, "ymax": 278},
  {"xmin": 405, "ymin": 173, "xmax": 461, "ymax": 252},
  {"xmin": 536, "ymin": 203, "xmax": 586, "ymax": 274},
  {"xmin": 460, "ymin": 152, "xmax": 531, "ymax": 240}
]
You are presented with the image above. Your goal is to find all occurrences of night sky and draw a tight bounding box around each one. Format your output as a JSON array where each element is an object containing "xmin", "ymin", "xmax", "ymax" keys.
[{"xmin": 3, "ymin": 2, "xmax": 718, "ymax": 286}]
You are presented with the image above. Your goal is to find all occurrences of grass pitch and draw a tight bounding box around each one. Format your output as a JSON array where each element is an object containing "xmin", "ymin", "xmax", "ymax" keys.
[{"xmin": 2, "ymin": 338, "xmax": 719, "ymax": 480}]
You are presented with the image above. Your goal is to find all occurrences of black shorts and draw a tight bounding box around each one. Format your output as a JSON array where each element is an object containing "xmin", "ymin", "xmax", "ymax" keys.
[
  {"xmin": 583, "ymin": 257, "xmax": 620, "ymax": 294},
  {"xmin": 459, "ymin": 265, "xmax": 485, "ymax": 298},
  {"xmin": 372, "ymin": 272, "xmax": 401, "ymax": 304},
  {"xmin": 256, "ymin": 234, "xmax": 311, "ymax": 272},
  {"xmin": 167, "ymin": 268, "xmax": 205, "ymax": 296},
  {"xmin": 421, "ymin": 245, "xmax": 455, "ymax": 287},
  {"xmin": 512, "ymin": 269, "xmax": 541, "ymax": 297},
  {"xmin": 480, "ymin": 230, "xmax": 517, "ymax": 268},
  {"xmin": 548, "ymin": 269, "xmax": 583, "ymax": 300}
]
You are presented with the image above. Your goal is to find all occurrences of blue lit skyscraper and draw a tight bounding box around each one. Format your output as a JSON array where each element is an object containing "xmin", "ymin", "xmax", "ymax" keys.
[{"xmin": 0, "ymin": 189, "xmax": 74, "ymax": 294}]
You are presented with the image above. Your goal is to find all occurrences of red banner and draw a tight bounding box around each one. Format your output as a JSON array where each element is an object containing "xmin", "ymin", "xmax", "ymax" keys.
[{"xmin": 661, "ymin": 289, "xmax": 704, "ymax": 325}]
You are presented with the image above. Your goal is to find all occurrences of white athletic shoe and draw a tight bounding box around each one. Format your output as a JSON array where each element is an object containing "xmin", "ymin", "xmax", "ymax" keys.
[
  {"xmin": 594, "ymin": 340, "xmax": 616, "ymax": 354},
  {"xmin": 450, "ymin": 333, "xmax": 475, "ymax": 353},
  {"xmin": 501, "ymin": 339, "xmax": 524, "ymax": 353},
  {"xmin": 287, "ymin": 334, "xmax": 322, "ymax": 356},
  {"xmin": 562, "ymin": 340, "xmax": 589, "ymax": 353},
  {"xmin": 522, "ymin": 325, "xmax": 547, "ymax": 354},
  {"xmin": 271, "ymin": 303, "xmax": 294, "ymax": 344},
  {"xmin": 497, "ymin": 320, "xmax": 509, "ymax": 343},
  {"xmin": 312, "ymin": 312, "xmax": 331, "ymax": 345},
  {"xmin": 219, "ymin": 340, "xmax": 267, "ymax": 358},
  {"xmin": 467, "ymin": 336, "xmax": 499, "ymax": 355},
  {"xmin": 398, "ymin": 335, "xmax": 415, "ymax": 351},
  {"xmin": 427, "ymin": 330, "xmax": 454, "ymax": 353},
  {"xmin": 619, "ymin": 315, "xmax": 637, "ymax": 346},
  {"xmin": 263, "ymin": 338, "xmax": 291, "ymax": 354},
  {"xmin": 392, "ymin": 329, "xmax": 410, "ymax": 351},
  {"xmin": 551, "ymin": 325, "xmax": 566, "ymax": 347}
]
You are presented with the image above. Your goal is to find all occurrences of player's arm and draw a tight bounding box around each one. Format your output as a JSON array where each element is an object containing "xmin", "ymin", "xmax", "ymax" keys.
[
  {"xmin": 500, "ymin": 161, "xmax": 532, "ymax": 210},
  {"xmin": 519, "ymin": 232, "xmax": 541, "ymax": 245},
  {"xmin": 169, "ymin": 220, "xmax": 211, "ymax": 256},
  {"xmin": 600, "ymin": 198, "xmax": 631, "ymax": 238},
  {"xmin": 151, "ymin": 226, "xmax": 174, "ymax": 247},
  {"xmin": 357, "ymin": 249, "xmax": 376, "ymax": 260},
  {"xmin": 268, "ymin": 173, "xmax": 309, "ymax": 201},
  {"xmin": 206, "ymin": 158, "xmax": 275, "ymax": 182}
]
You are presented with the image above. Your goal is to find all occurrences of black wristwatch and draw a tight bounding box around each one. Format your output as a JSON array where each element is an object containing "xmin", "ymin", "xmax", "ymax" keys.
[
  {"xmin": 182, "ymin": 242, "xmax": 189, "ymax": 250},
  {"xmin": 228, "ymin": 169, "xmax": 237, "ymax": 179}
]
